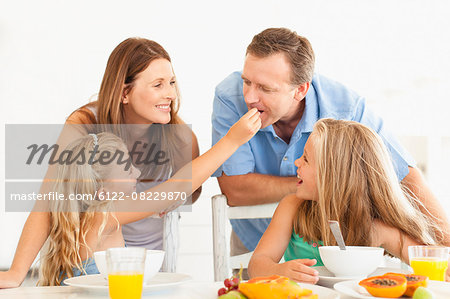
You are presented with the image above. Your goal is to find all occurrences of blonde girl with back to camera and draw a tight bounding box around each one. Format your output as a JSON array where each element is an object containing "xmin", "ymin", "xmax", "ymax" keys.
[{"xmin": 40, "ymin": 102, "xmax": 260, "ymax": 285}]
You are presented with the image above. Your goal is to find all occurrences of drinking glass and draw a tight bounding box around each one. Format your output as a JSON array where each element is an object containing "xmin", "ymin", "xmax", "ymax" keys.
[
  {"xmin": 106, "ymin": 247, "xmax": 146, "ymax": 299},
  {"xmin": 408, "ymin": 245, "xmax": 449, "ymax": 281}
]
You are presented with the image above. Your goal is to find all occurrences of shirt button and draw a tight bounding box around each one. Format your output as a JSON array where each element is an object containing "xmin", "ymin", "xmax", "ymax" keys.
[{"xmin": 283, "ymin": 157, "xmax": 288, "ymax": 161}]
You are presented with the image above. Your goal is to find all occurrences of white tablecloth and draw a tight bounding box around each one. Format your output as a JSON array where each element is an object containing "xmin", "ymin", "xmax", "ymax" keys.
[
  {"xmin": 0, "ymin": 282, "xmax": 222, "ymax": 299},
  {"xmin": 5, "ymin": 280, "xmax": 449, "ymax": 299}
]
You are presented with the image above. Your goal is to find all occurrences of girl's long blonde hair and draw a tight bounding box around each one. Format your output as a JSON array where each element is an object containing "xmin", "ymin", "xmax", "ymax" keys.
[
  {"xmin": 294, "ymin": 118, "xmax": 442, "ymax": 258},
  {"xmin": 39, "ymin": 133, "xmax": 124, "ymax": 286}
]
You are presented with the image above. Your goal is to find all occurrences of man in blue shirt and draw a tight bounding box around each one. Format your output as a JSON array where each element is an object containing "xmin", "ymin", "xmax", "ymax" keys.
[{"xmin": 211, "ymin": 28, "xmax": 449, "ymax": 279}]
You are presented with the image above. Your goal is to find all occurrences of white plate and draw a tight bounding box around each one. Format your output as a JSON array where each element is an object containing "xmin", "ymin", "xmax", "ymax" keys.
[
  {"xmin": 63, "ymin": 272, "xmax": 191, "ymax": 294},
  {"xmin": 297, "ymin": 282, "xmax": 341, "ymax": 299},
  {"xmin": 316, "ymin": 266, "xmax": 411, "ymax": 288},
  {"xmin": 334, "ymin": 279, "xmax": 450, "ymax": 299}
]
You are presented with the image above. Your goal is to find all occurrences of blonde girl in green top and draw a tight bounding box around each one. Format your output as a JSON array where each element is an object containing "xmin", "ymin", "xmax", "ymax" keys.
[{"xmin": 248, "ymin": 118, "xmax": 443, "ymax": 283}]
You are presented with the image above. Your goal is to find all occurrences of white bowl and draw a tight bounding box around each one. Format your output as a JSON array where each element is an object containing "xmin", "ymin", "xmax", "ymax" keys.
[
  {"xmin": 318, "ymin": 246, "xmax": 384, "ymax": 278},
  {"xmin": 94, "ymin": 249, "xmax": 165, "ymax": 282}
]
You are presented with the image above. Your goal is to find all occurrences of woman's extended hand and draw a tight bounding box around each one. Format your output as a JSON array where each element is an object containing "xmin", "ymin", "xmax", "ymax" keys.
[
  {"xmin": 225, "ymin": 108, "xmax": 261, "ymax": 146},
  {"xmin": 275, "ymin": 259, "xmax": 319, "ymax": 284}
]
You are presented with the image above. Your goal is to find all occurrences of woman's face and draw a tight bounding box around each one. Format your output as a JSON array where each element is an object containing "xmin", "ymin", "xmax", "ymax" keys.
[
  {"xmin": 122, "ymin": 58, "xmax": 177, "ymax": 124},
  {"xmin": 294, "ymin": 137, "xmax": 318, "ymax": 201}
]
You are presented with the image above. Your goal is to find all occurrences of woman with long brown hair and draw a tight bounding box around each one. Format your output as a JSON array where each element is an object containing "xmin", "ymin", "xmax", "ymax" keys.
[
  {"xmin": 0, "ymin": 37, "xmax": 211, "ymax": 287},
  {"xmin": 66, "ymin": 38, "xmax": 201, "ymax": 251}
]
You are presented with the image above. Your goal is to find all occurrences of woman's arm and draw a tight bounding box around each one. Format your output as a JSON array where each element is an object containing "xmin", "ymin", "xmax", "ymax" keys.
[
  {"xmin": 248, "ymin": 194, "xmax": 319, "ymax": 283},
  {"xmin": 189, "ymin": 130, "xmax": 201, "ymax": 204},
  {"xmin": 114, "ymin": 108, "xmax": 261, "ymax": 225},
  {"xmin": 0, "ymin": 211, "xmax": 50, "ymax": 288}
]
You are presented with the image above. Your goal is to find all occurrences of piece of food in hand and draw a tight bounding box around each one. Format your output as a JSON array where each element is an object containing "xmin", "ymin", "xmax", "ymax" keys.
[
  {"xmin": 384, "ymin": 272, "xmax": 429, "ymax": 297},
  {"xmin": 412, "ymin": 286, "xmax": 435, "ymax": 299},
  {"xmin": 239, "ymin": 275, "xmax": 318, "ymax": 299},
  {"xmin": 218, "ymin": 290, "xmax": 247, "ymax": 299},
  {"xmin": 359, "ymin": 274, "xmax": 407, "ymax": 298}
]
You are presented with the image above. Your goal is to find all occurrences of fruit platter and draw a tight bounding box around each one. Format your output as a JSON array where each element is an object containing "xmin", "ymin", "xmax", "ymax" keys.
[{"xmin": 216, "ymin": 269, "xmax": 318, "ymax": 299}]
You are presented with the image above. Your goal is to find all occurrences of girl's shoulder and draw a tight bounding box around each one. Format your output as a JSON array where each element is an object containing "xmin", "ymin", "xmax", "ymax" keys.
[
  {"xmin": 66, "ymin": 102, "xmax": 98, "ymax": 125},
  {"xmin": 280, "ymin": 193, "xmax": 303, "ymax": 207},
  {"xmin": 277, "ymin": 194, "xmax": 304, "ymax": 215}
]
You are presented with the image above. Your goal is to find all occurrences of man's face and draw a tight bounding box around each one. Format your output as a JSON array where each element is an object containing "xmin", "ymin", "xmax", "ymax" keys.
[{"xmin": 242, "ymin": 53, "xmax": 301, "ymax": 129}]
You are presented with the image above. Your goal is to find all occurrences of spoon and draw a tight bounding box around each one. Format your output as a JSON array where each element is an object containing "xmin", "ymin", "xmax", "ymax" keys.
[{"xmin": 328, "ymin": 220, "xmax": 346, "ymax": 250}]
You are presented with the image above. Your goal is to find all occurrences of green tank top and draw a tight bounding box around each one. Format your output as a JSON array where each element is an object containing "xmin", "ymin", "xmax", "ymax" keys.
[{"xmin": 284, "ymin": 232, "xmax": 324, "ymax": 266}]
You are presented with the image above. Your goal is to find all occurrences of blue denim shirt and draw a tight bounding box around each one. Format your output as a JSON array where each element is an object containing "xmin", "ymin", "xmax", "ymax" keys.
[{"xmin": 211, "ymin": 71, "xmax": 415, "ymax": 251}]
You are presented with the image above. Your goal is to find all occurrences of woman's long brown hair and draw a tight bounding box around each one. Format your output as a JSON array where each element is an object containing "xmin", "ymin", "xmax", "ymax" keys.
[
  {"xmin": 66, "ymin": 37, "xmax": 191, "ymax": 181},
  {"xmin": 97, "ymin": 37, "xmax": 181, "ymax": 126}
]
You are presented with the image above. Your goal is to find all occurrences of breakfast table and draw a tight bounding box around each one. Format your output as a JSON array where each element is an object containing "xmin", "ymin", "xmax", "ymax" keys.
[
  {"xmin": 1, "ymin": 276, "xmax": 449, "ymax": 298},
  {"xmin": 0, "ymin": 281, "xmax": 222, "ymax": 299},
  {"xmin": 0, "ymin": 281, "xmax": 350, "ymax": 299}
]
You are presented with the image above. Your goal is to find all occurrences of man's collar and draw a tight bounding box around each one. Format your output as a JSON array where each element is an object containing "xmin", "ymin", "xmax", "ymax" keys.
[{"xmin": 297, "ymin": 80, "xmax": 319, "ymax": 135}]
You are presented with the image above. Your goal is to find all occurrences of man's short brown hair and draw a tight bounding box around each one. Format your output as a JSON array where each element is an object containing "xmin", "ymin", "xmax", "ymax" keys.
[{"xmin": 246, "ymin": 28, "xmax": 315, "ymax": 85}]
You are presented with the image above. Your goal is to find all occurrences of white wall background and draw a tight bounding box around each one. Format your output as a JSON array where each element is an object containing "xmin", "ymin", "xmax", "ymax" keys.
[{"xmin": 1, "ymin": 0, "xmax": 450, "ymax": 281}]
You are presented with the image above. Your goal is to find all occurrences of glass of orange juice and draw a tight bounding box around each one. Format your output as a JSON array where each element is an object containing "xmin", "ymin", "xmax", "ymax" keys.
[
  {"xmin": 106, "ymin": 247, "xmax": 146, "ymax": 299},
  {"xmin": 408, "ymin": 245, "xmax": 449, "ymax": 281}
]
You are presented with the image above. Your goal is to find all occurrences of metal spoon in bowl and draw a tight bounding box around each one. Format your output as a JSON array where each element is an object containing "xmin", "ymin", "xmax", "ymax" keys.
[{"xmin": 328, "ymin": 220, "xmax": 346, "ymax": 250}]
